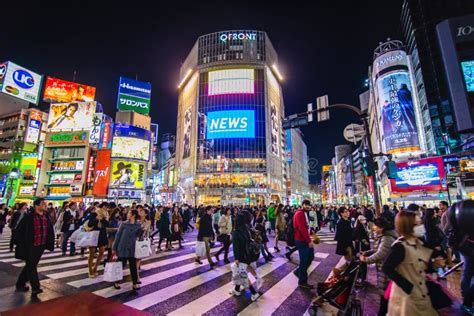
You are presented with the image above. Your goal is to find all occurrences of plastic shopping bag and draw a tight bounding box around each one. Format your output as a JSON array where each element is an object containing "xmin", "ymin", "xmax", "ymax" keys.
[
  {"xmin": 195, "ymin": 241, "xmax": 206, "ymax": 258},
  {"xmin": 75, "ymin": 230, "xmax": 99, "ymax": 248},
  {"xmin": 103, "ymin": 262, "xmax": 123, "ymax": 282},
  {"xmin": 135, "ymin": 239, "xmax": 152, "ymax": 259},
  {"xmin": 69, "ymin": 227, "xmax": 82, "ymax": 243},
  {"xmin": 231, "ymin": 262, "xmax": 249, "ymax": 288}
]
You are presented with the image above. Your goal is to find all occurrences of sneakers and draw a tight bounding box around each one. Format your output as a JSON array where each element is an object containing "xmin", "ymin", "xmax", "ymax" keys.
[
  {"xmin": 251, "ymin": 292, "xmax": 261, "ymax": 301},
  {"xmin": 255, "ymin": 278, "xmax": 264, "ymax": 290},
  {"xmin": 229, "ymin": 288, "xmax": 241, "ymax": 296}
]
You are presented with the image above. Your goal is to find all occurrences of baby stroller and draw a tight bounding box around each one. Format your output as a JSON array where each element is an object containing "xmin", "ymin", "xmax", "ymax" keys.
[{"xmin": 308, "ymin": 260, "xmax": 362, "ymax": 316}]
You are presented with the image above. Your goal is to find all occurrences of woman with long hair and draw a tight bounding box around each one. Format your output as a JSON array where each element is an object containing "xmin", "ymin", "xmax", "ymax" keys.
[
  {"xmin": 274, "ymin": 204, "xmax": 286, "ymax": 253},
  {"xmin": 157, "ymin": 207, "xmax": 171, "ymax": 251},
  {"xmin": 106, "ymin": 207, "xmax": 122, "ymax": 263},
  {"xmin": 171, "ymin": 206, "xmax": 183, "ymax": 248},
  {"xmin": 86, "ymin": 207, "xmax": 109, "ymax": 278}
]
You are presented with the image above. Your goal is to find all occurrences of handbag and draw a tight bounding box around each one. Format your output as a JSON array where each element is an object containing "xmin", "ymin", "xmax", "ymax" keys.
[
  {"xmin": 195, "ymin": 241, "xmax": 206, "ymax": 257},
  {"xmin": 135, "ymin": 238, "xmax": 152, "ymax": 259},
  {"xmin": 69, "ymin": 227, "xmax": 82, "ymax": 243},
  {"xmin": 264, "ymin": 221, "xmax": 271, "ymax": 230},
  {"xmin": 75, "ymin": 230, "xmax": 99, "ymax": 248},
  {"xmin": 425, "ymin": 275, "xmax": 454, "ymax": 310},
  {"xmin": 103, "ymin": 262, "xmax": 123, "ymax": 282}
]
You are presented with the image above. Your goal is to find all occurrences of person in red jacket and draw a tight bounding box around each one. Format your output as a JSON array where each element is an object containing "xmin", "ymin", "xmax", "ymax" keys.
[{"xmin": 293, "ymin": 199, "xmax": 315, "ymax": 289}]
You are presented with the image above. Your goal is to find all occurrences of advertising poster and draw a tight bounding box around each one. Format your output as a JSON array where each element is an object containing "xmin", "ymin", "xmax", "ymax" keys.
[
  {"xmin": 43, "ymin": 77, "xmax": 96, "ymax": 102},
  {"xmin": 99, "ymin": 121, "xmax": 114, "ymax": 149},
  {"xmin": 20, "ymin": 157, "xmax": 38, "ymax": 181},
  {"xmin": 45, "ymin": 131, "xmax": 88, "ymax": 146},
  {"xmin": 391, "ymin": 156, "xmax": 446, "ymax": 192},
  {"xmin": 110, "ymin": 160, "xmax": 145, "ymax": 189},
  {"xmin": 92, "ymin": 150, "xmax": 111, "ymax": 196},
  {"xmin": 1, "ymin": 62, "xmax": 42, "ymax": 104},
  {"xmin": 111, "ymin": 124, "xmax": 151, "ymax": 161},
  {"xmin": 270, "ymin": 103, "xmax": 279, "ymax": 155},
  {"xmin": 461, "ymin": 60, "xmax": 474, "ymax": 92},
  {"xmin": 25, "ymin": 118, "xmax": 41, "ymax": 144},
  {"xmin": 117, "ymin": 77, "xmax": 152, "ymax": 115},
  {"xmin": 376, "ymin": 72, "xmax": 421, "ymax": 154},
  {"xmin": 286, "ymin": 129, "xmax": 292, "ymax": 164},
  {"xmin": 47, "ymin": 102, "xmax": 96, "ymax": 131},
  {"xmin": 208, "ymin": 69, "xmax": 254, "ymax": 95},
  {"xmin": 206, "ymin": 110, "xmax": 255, "ymax": 139},
  {"xmin": 183, "ymin": 107, "xmax": 192, "ymax": 159},
  {"xmin": 89, "ymin": 113, "xmax": 103, "ymax": 145}
]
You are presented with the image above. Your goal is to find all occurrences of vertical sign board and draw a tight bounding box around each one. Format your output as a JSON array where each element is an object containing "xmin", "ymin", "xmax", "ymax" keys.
[{"xmin": 93, "ymin": 150, "xmax": 111, "ymax": 197}]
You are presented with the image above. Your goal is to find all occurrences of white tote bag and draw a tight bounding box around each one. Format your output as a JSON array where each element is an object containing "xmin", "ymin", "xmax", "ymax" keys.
[
  {"xmin": 195, "ymin": 241, "xmax": 206, "ymax": 258},
  {"xmin": 75, "ymin": 230, "xmax": 99, "ymax": 248},
  {"xmin": 69, "ymin": 227, "xmax": 83, "ymax": 243},
  {"xmin": 135, "ymin": 238, "xmax": 152, "ymax": 259},
  {"xmin": 231, "ymin": 262, "xmax": 249, "ymax": 287},
  {"xmin": 103, "ymin": 262, "xmax": 123, "ymax": 282}
]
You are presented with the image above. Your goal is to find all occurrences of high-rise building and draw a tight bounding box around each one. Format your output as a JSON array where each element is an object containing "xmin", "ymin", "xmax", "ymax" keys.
[
  {"xmin": 286, "ymin": 128, "xmax": 309, "ymax": 205},
  {"xmin": 401, "ymin": 0, "xmax": 474, "ymax": 154},
  {"xmin": 175, "ymin": 30, "xmax": 288, "ymax": 205}
]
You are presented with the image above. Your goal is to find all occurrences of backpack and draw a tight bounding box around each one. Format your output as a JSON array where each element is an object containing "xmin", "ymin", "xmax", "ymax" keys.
[
  {"xmin": 241, "ymin": 228, "xmax": 260, "ymax": 262},
  {"xmin": 285, "ymin": 217, "xmax": 295, "ymax": 247}
]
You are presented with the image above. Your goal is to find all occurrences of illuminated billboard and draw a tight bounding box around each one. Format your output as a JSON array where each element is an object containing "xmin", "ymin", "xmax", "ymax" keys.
[
  {"xmin": 111, "ymin": 124, "xmax": 151, "ymax": 161},
  {"xmin": 206, "ymin": 110, "xmax": 255, "ymax": 139},
  {"xmin": 93, "ymin": 150, "xmax": 111, "ymax": 196},
  {"xmin": 47, "ymin": 102, "xmax": 96, "ymax": 131},
  {"xmin": 391, "ymin": 157, "xmax": 446, "ymax": 193},
  {"xmin": 1, "ymin": 61, "xmax": 42, "ymax": 104},
  {"xmin": 99, "ymin": 121, "xmax": 114, "ymax": 149},
  {"xmin": 43, "ymin": 77, "xmax": 96, "ymax": 103},
  {"xmin": 89, "ymin": 113, "xmax": 103, "ymax": 145},
  {"xmin": 110, "ymin": 160, "xmax": 145, "ymax": 189},
  {"xmin": 117, "ymin": 77, "xmax": 151, "ymax": 115},
  {"xmin": 376, "ymin": 72, "xmax": 421, "ymax": 154},
  {"xmin": 208, "ymin": 69, "xmax": 254, "ymax": 96},
  {"xmin": 25, "ymin": 118, "xmax": 41, "ymax": 144},
  {"xmin": 461, "ymin": 60, "xmax": 474, "ymax": 92}
]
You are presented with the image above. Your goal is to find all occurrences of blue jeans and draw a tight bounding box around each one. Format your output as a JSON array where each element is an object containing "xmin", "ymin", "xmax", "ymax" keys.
[
  {"xmin": 295, "ymin": 240, "xmax": 314, "ymax": 285},
  {"xmin": 461, "ymin": 253, "xmax": 473, "ymax": 298},
  {"xmin": 62, "ymin": 230, "xmax": 76, "ymax": 255}
]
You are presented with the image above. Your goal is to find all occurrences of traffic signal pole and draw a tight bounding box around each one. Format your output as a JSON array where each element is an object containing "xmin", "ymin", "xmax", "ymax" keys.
[{"xmin": 283, "ymin": 101, "xmax": 383, "ymax": 215}]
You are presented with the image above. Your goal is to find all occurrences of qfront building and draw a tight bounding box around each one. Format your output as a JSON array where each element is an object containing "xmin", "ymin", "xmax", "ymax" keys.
[{"xmin": 175, "ymin": 30, "xmax": 289, "ymax": 206}]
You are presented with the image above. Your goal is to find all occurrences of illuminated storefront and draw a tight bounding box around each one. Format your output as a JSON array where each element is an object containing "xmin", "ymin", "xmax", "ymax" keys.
[{"xmin": 175, "ymin": 30, "xmax": 288, "ymax": 205}]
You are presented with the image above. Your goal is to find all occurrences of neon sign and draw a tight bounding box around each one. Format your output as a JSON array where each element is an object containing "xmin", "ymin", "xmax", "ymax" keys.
[{"xmin": 219, "ymin": 32, "xmax": 257, "ymax": 43}]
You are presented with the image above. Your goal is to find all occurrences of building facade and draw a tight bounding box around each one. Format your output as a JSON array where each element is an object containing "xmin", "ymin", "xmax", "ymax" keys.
[
  {"xmin": 287, "ymin": 128, "xmax": 309, "ymax": 205},
  {"xmin": 175, "ymin": 30, "xmax": 289, "ymax": 205}
]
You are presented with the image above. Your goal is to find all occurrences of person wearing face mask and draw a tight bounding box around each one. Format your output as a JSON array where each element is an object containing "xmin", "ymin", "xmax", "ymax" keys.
[{"xmin": 383, "ymin": 210, "xmax": 445, "ymax": 316}]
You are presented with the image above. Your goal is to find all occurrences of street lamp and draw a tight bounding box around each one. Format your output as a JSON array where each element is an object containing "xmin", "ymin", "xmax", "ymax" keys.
[{"xmin": 5, "ymin": 168, "xmax": 20, "ymax": 207}]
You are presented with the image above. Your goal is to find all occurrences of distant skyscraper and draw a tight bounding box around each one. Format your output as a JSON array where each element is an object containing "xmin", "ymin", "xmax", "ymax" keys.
[{"xmin": 401, "ymin": 0, "xmax": 474, "ymax": 154}]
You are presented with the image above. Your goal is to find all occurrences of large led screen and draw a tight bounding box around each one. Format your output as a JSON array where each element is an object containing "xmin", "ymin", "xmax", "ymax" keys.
[
  {"xmin": 111, "ymin": 137, "xmax": 150, "ymax": 161},
  {"xmin": 461, "ymin": 60, "xmax": 474, "ymax": 92},
  {"xmin": 376, "ymin": 72, "xmax": 421, "ymax": 154},
  {"xmin": 208, "ymin": 69, "xmax": 254, "ymax": 96},
  {"xmin": 206, "ymin": 110, "xmax": 255, "ymax": 139},
  {"xmin": 47, "ymin": 102, "xmax": 96, "ymax": 131},
  {"xmin": 391, "ymin": 157, "xmax": 446, "ymax": 193}
]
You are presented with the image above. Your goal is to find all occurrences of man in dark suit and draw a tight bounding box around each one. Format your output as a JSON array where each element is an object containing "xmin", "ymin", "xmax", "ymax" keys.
[{"xmin": 14, "ymin": 198, "xmax": 55, "ymax": 296}]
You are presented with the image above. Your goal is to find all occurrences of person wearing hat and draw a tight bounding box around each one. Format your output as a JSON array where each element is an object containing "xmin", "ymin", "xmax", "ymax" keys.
[
  {"xmin": 111, "ymin": 162, "xmax": 135, "ymax": 187},
  {"xmin": 353, "ymin": 214, "xmax": 370, "ymax": 283},
  {"xmin": 85, "ymin": 206, "xmax": 109, "ymax": 278}
]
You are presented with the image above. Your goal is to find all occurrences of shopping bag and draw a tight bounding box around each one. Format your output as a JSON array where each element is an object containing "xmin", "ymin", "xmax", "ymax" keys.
[
  {"xmin": 265, "ymin": 221, "xmax": 271, "ymax": 230},
  {"xmin": 231, "ymin": 262, "xmax": 249, "ymax": 288},
  {"xmin": 69, "ymin": 227, "xmax": 83, "ymax": 243},
  {"xmin": 103, "ymin": 262, "xmax": 123, "ymax": 282},
  {"xmin": 75, "ymin": 230, "xmax": 99, "ymax": 248},
  {"xmin": 135, "ymin": 239, "xmax": 152, "ymax": 259},
  {"xmin": 195, "ymin": 241, "xmax": 206, "ymax": 258}
]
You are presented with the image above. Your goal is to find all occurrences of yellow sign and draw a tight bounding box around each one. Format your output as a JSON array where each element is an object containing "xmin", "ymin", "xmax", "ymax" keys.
[
  {"xmin": 460, "ymin": 159, "xmax": 474, "ymax": 172},
  {"xmin": 322, "ymin": 165, "xmax": 332, "ymax": 172},
  {"xmin": 110, "ymin": 160, "xmax": 145, "ymax": 189}
]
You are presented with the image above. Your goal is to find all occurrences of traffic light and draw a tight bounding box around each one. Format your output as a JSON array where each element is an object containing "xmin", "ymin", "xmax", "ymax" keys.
[
  {"xmin": 282, "ymin": 115, "xmax": 308, "ymax": 129},
  {"xmin": 386, "ymin": 161, "xmax": 397, "ymax": 179},
  {"xmin": 361, "ymin": 150, "xmax": 375, "ymax": 176}
]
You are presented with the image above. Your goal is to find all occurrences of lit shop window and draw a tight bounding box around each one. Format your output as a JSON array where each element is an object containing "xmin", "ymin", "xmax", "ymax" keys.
[{"xmin": 208, "ymin": 69, "xmax": 254, "ymax": 95}]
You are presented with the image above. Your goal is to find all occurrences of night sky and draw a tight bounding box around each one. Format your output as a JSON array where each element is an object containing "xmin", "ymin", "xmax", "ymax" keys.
[{"xmin": 1, "ymin": 3, "xmax": 400, "ymax": 182}]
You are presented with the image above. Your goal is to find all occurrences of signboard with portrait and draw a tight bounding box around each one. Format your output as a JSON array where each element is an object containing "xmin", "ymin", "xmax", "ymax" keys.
[
  {"xmin": 47, "ymin": 102, "xmax": 96, "ymax": 131},
  {"xmin": 116, "ymin": 77, "xmax": 152, "ymax": 115},
  {"xmin": 43, "ymin": 77, "xmax": 96, "ymax": 103},
  {"xmin": 390, "ymin": 157, "xmax": 446, "ymax": 193},
  {"xmin": 0, "ymin": 61, "xmax": 42, "ymax": 104},
  {"xmin": 109, "ymin": 160, "xmax": 145, "ymax": 189},
  {"xmin": 183, "ymin": 107, "xmax": 192, "ymax": 159}
]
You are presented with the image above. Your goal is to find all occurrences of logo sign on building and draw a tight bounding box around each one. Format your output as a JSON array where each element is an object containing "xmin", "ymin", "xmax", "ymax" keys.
[
  {"xmin": 25, "ymin": 118, "xmax": 41, "ymax": 144},
  {"xmin": 47, "ymin": 101, "xmax": 96, "ymax": 131},
  {"xmin": 89, "ymin": 113, "xmax": 103, "ymax": 145},
  {"xmin": 390, "ymin": 157, "xmax": 446, "ymax": 193},
  {"xmin": 110, "ymin": 160, "xmax": 145, "ymax": 189},
  {"xmin": 45, "ymin": 131, "xmax": 88, "ymax": 146},
  {"xmin": 206, "ymin": 110, "xmax": 255, "ymax": 139},
  {"xmin": 43, "ymin": 77, "xmax": 96, "ymax": 103},
  {"xmin": 1, "ymin": 61, "xmax": 42, "ymax": 104},
  {"xmin": 93, "ymin": 150, "xmax": 111, "ymax": 196},
  {"xmin": 117, "ymin": 77, "xmax": 151, "ymax": 115},
  {"xmin": 219, "ymin": 31, "xmax": 257, "ymax": 43}
]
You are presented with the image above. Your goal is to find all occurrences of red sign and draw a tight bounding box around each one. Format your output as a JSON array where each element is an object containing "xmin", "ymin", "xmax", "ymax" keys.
[
  {"xmin": 367, "ymin": 176, "xmax": 374, "ymax": 194},
  {"xmin": 390, "ymin": 156, "xmax": 446, "ymax": 193},
  {"xmin": 43, "ymin": 77, "xmax": 96, "ymax": 103},
  {"xmin": 92, "ymin": 150, "xmax": 111, "ymax": 197}
]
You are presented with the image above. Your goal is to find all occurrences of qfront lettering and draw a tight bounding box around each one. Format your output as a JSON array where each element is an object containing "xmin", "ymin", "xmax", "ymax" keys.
[
  {"xmin": 219, "ymin": 32, "xmax": 257, "ymax": 43},
  {"xmin": 210, "ymin": 117, "xmax": 248, "ymax": 131},
  {"xmin": 120, "ymin": 98, "xmax": 148, "ymax": 108}
]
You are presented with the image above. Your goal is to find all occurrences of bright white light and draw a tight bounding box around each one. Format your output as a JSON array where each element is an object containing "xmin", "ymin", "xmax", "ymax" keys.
[
  {"xmin": 208, "ymin": 69, "xmax": 254, "ymax": 95},
  {"xmin": 271, "ymin": 64, "xmax": 284, "ymax": 81},
  {"xmin": 178, "ymin": 69, "xmax": 193, "ymax": 89}
]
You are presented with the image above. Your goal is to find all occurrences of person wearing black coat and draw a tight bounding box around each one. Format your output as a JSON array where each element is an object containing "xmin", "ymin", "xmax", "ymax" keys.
[
  {"xmin": 14, "ymin": 198, "xmax": 55, "ymax": 297},
  {"xmin": 334, "ymin": 207, "xmax": 354, "ymax": 258},
  {"xmin": 424, "ymin": 208, "xmax": 445, "ymax": 258},
  {"xmin": 353, "ymin": 215, "xmax": 370, "ymax": 281},
  {"xmin": 196, "ymin": 206, "xmax": 215, "ymax": 267},
  {"xmin": 9, "ymin": 203, "xmax": 28, "ymax": 252}
]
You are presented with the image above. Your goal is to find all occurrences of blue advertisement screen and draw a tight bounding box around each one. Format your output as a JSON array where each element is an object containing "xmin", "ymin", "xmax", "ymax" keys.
[
  {"xmin": 114, "ymin": 123, "xmax": 151, "ymax": 140},
  {"xmin": 206, "ymin": 110, "xmax": 255, "ymax": 139},
  {"xmin": 461, "ymin": 60, "xmax": 474, "ymax": 92}
]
